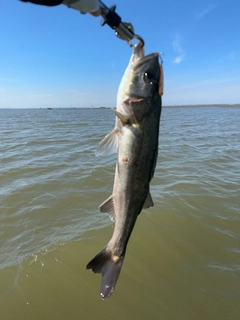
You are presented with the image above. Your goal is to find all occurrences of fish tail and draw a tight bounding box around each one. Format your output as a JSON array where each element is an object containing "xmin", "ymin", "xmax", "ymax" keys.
[{"xmin": 86, "ymin": 247, "xmax": 124, "ymax": 299}]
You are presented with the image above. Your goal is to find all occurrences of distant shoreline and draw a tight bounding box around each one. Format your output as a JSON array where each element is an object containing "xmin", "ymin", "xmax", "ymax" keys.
[
  {"xmin": 46, "ymin": 104, "xmax": 240, "ymax": 109},
  {"xmin": 163, "ymin": 104, "xmax": 240, "ymax": 108},
  {"xmin": 1, "ymin": 104, "xmax": 239, "ymax": 110}
]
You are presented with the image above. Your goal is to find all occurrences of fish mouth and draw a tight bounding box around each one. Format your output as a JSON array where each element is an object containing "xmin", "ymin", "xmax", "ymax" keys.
[
  {"xmin": 124, "ymin": 96, "xmax": 145, "ymax": 105},
  {"xmin": 132, "ymin": 53, "xmax": 159, "ymax": 72}
]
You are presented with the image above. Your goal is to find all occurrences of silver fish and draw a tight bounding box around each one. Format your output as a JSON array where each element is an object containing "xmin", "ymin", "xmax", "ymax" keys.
[{"xmin": 86, "ymin": 42, "xmax": 162, "ymax": 298}]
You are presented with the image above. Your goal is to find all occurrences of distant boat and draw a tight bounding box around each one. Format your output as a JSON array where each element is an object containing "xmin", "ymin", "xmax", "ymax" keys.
[
  {"xmin": 47, "ymin": 108, "xmax": 52, "ymax": 110},
  {"xmin": 100, "ymin": 106, "xmax": 106, "ymax": 109}
]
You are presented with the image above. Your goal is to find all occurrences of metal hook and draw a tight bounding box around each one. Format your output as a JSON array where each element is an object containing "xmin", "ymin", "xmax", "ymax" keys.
[{"xmin": 127, "ymin": 34, "xmax": 145, "ymax": 48}]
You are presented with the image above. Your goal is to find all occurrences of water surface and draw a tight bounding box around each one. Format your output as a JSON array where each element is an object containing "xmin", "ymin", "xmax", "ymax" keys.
[{"xmin": 0, "ymin": 107, "xmax": 239, "ymax": 319}]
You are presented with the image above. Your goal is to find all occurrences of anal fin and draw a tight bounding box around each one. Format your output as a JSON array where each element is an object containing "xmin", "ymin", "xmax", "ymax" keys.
[
  {"xmin": 142, "ymin": 191, "xmax": 154, "ymax": 209},
  {"xmin": 99, "ymin": 195, "xmax": 115, "ymax": 222}
]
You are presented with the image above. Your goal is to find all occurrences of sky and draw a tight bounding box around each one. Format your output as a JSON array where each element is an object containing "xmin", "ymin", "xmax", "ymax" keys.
[{"xmin": 0, "ymin": 0, "xmax": 240, "ymax": 108}]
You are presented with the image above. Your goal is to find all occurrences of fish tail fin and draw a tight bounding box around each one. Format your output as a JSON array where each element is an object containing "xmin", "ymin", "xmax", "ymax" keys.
[{"xmin": 86, "ymin": 247, "xmax": 124, "ymax": 299}]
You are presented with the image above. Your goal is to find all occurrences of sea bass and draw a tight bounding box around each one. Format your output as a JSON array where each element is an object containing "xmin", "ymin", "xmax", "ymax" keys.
[{"xmin": 87, "ymin": 42, "xmax": 163, "ymax": 298}]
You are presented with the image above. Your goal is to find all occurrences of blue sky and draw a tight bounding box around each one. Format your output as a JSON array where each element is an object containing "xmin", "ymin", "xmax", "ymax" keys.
[{"xmin": 1, "ymin": 0, "xmax": 240, "ymax": 108}]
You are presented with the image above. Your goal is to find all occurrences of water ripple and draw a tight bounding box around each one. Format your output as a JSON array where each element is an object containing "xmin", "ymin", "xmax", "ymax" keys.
[{"xmin": 0, "ymin": 107, "xmax": 240, "ymax": 274}]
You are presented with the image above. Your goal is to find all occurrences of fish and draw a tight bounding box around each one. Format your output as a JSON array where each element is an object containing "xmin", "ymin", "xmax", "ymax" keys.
[{"xmin": 86, "ymin": 42, "xmax": 163, "ymax": 298}]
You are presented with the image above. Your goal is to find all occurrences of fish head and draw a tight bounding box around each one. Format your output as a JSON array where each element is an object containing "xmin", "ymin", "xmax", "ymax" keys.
[
  {"xmin": 116, "ymin": 42, "xmax": 161, "ymax": 125},
  {"xmin": 128, "ymin": 51, "xmax": 160, "ymax": 100},
  {"xmin": 117, "ymin": 43, "xmax": 161, "ymax": 123}
]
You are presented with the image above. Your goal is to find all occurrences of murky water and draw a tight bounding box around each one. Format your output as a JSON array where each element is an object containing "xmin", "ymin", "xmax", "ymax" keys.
[{"xmin": 0, "ymin": 107, "xmax": 239, "ymax": 319}]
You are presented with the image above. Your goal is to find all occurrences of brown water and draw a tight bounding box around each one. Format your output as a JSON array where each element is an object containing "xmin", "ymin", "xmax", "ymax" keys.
[{"xmin": 0, "ymin": 107, "xmax": 240, "ymax": 319}]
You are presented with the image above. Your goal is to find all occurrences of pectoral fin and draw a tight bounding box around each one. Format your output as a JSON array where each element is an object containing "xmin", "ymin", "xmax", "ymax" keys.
[
  {"xmin": 96, "ymin": 129, "xmax": 118, "ymax": 157},
  {"xmin": 112, "ymin": 109, "xmax": 130, "ymax": 124}
]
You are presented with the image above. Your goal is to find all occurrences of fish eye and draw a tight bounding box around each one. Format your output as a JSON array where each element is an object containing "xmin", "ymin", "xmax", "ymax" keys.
[{"xmin": 143, "ymin": 72, "xmax": 155, "ymax": 84}]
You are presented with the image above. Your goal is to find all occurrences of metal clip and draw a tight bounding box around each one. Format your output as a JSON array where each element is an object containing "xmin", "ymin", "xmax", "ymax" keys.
[
  {"xmin": 115, "ymin": 22, "xmax": 144, "ymax": 47},
  {"xmin": 99, "ymin": 1, "xmax": 144, "ymax": 48}
]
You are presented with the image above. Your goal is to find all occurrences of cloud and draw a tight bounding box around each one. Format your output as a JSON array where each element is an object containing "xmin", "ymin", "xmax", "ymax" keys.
[
  {"xmin": 0, "ymin": 78, "xmax": 17, "ymax": 82},
  {"xmin": 217, "ymin": 52, "xmax": 238, "ymax": 63},
  {"xmin": 179, "ymin": 76, "xmax": 240, "ymax": 89},
  {"xmin": 198, "ymin": 77, "xmax": 240, "ymax": 86},
  {"xmin": 196, "ymin": 4, "xmax": 216, "ymax": 20},
  {"xmin": 68, "ymin": 89, "xmax": 87, "ymax": 95},
  {"xmin": 27, "ymin": 94, "xmax": 51, "ymax": 98},
  {"xmin": 172, "ymin": 35, "xmax": 186, "ymax": 64},
  {"xmin": 174, "ymin": 56, "xmax": 185, "ymax": 64}
]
